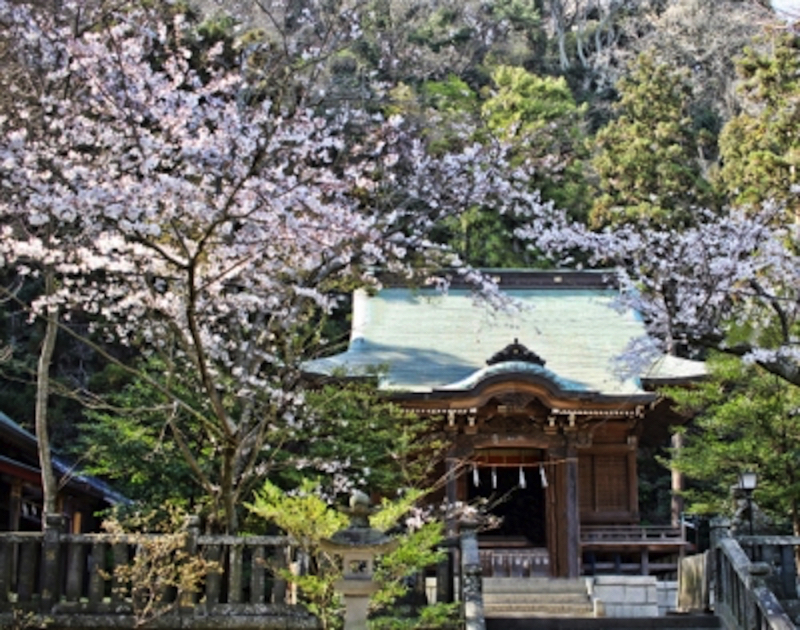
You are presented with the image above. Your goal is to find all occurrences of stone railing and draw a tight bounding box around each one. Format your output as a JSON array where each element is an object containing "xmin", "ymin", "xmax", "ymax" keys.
[
  {"xmin": 459, "ymin": 519, "xmax": 485, "ymax": 630},
  {"xmin": 0, "ymin": 516, "xmax": 319, "ymax": 629},
  {"xmin": 714, "ymin": 536, "xmax": 796, "ymax": 630}
]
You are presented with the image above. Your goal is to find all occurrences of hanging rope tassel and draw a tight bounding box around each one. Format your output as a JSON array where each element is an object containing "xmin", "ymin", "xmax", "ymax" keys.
[
  {"xmin": 473, "ymin": 464, "xmax": 480, "ymax": 488},
  {"xmin": 539, "ymin": 463, "xmax": 548, "ymax": 488},
  {"xmin": 492, "ymin": 466, "xmax": 497, "ymax": 489},
  {"xmin": 519, "ymin": 466, "xmax": 526, "ymax": 489}
]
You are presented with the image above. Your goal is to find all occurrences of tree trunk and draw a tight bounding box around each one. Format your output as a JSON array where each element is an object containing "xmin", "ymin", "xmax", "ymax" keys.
[
  {"xmin": 792, "ymin": 498, "xmax": 799, "ymax": 570},
  {"xmin": 36, "ymin": 268, "xmax": 59, "ymax": 526},
  {"xmin": 549, "ymin": 0, "xmax": 571, "ymax": 70},
  {"xmin": 222, "ymin": 445, "xmax": 238, "ymax": 534}
]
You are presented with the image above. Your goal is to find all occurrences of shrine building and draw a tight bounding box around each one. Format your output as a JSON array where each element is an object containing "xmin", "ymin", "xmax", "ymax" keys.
[{"xmin": 306, "ymin": 270, "xmax": 705, "ymax": 578}]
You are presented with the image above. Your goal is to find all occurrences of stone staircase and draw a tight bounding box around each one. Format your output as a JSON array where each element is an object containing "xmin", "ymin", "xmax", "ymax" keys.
[
  {"xmin": 486, "ymin": 618, "xmax": 721, "ymax": 630},
  {"xmin": 483, "ymin": 577, "xmax": 721, "ymax": 630},
  {"xmin": 483, "ymin": 578, "xmax": 595, "ymax": 618}
]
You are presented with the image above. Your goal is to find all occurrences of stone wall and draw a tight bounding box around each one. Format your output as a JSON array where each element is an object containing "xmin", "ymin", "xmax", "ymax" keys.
[
  {"xmin": 657, "ymin": 580, "xmax": 679, "ymax": 616},
  {"xmin": 589, "ymin": 575, "xmax": 664, "ymax": 618}
]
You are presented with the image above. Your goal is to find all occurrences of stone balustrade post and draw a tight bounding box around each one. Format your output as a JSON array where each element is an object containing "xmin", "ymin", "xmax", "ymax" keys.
[
  {"xmin": 180, "ymin": 515, "xmax": 201, "ymax": 614},
  {"xmin": 709, "ymin": 516, "xmax": 729, "ymax": 607},
  {"xmin": 41, "ymin": 513, "xmax": 65, "ymax": 613},
  {"xmin": 459, "ymin": 518, "xmax": 485, "ymax": 630},
  {"xmin": 746, "ymin": 562, "xmax": 771, "ymax": 630},
  {"xmin": 436, "ymin": 546, "xmax": 454, "ymax": 604}
]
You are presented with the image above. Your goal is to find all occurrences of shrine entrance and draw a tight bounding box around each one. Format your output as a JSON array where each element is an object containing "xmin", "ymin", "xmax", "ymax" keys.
[{"xmin": 467, "ymin": 448, "xmax": 551, "ymax": 576}]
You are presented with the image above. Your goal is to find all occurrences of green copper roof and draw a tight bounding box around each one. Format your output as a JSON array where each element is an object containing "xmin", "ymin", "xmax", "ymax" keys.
[{"xmin": 307, "ymin": 283, "xmax": 705, "ymax": 395}]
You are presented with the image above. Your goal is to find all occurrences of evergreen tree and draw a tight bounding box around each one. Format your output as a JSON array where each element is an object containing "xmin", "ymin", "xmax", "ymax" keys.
[
  {"xmin": 717, "ymin": 33, "xmax": 800, "ymax": 220},
  {"xmin": 419, "ymin": 66, "xmax": 589, "ymax": 267},
  {"xmin": 482, "ymin": 65, "xmax": 590, "ymax": 221},
  {"xmin": 76, "ymin": 360, "xmax": 209, "ymax": 513},
  {"xmin": 665, "ymin": 353, "xmax": 800, "ymax": 536},
  {"xmin": 78, "ymin": 364, "xmax": 445, "ymax": 524},
  {"xmin": 590, "ymin": 53, "xmax": 715, "ymax": 228}
]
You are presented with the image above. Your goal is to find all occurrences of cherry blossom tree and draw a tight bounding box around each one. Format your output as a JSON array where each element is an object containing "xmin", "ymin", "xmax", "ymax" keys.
[
  {"xmin": 0, "ymin": 1, "xmax": 548, "ymax": 532},
  {"xmin": 524, "ymin": 201, "xmax": 800, "ymax": 387},
  {"xmin": 0, "ymin": 0, "xmax": 106, "ymax": 524}
]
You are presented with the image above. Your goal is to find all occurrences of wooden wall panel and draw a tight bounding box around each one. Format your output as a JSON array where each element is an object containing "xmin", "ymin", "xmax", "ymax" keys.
[
  {"xmin": 578, "ymin": 450, "xmax": 636, "ymax": 523},
  {"xmin": 595, "ymin": 455, "xmax": 629, "ymax": 512},
  {"xmin": 579, "ymin": 457, "xmax": 593, "ymax": 512}
]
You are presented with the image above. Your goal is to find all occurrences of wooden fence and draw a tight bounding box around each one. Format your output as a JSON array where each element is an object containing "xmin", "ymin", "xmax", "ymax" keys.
[{"xmin": 0, "ymin": 516, "xmax": 319, "ymax": 629}]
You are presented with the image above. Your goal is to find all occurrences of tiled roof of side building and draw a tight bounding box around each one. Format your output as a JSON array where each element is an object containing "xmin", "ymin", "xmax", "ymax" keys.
[{"xmin": 0, "ymin": 410, "xmax": 129, "ymax": 506}]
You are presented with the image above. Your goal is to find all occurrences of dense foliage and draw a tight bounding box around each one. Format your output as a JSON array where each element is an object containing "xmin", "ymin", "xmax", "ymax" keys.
[
  {"xmin": 718, "ymin": 33, "xmax": 800, "ymax": 218},
  {"xmin": 590, "ymin": 54, "xmax": 714, "ymax": 228},
  {"xmin": 665, "ymin": 354, "xmax": 800, "ymax": 535},
  {"xmin": 0, "ymin": 0, "xmax": 798, "ymax": 540},
  {"xmin": 247, "ymin": 483, "xmax": 456, "ymax": 629}
]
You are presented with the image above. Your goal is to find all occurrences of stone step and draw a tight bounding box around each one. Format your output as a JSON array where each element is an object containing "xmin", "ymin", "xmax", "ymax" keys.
[
  {"xmin": 482, "ymin": 576, "xmax": 594, "ymax": 618},
  {"xmin": 486, "ymin": 614, "xmax": 722, "ymax": 629},
  {"xmin": 484, "ymin": 593, "xmax": 593, "ymax": 605},
  {"xmin": 483, "ymin": 577, "xmax": 589, "ymax": 595},
  {"xmin": 484, "ymin": 603, "xmax": 595, "ymax": 617}
]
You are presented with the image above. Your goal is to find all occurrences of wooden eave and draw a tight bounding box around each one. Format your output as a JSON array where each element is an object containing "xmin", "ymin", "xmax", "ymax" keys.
[
  {"xmin": 388, "ymin": 371, "xmax": 655, "ymax": 415},
  {"xmin": 0, "ymin": 422, "xmax": 38, "ymax": 459},
  {"xmin": 0, "ymin": 456, "xmax": 42, "ymax": 485}
]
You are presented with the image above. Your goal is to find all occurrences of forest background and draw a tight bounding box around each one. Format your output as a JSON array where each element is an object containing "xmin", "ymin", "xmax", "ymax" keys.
[{"xmin": 1, "ymin": 0, "xmax": 799, "ymax": 544}]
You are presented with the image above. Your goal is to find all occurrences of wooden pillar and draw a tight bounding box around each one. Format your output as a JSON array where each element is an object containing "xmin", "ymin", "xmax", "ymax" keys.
[
  {"xmin": 437, "ymin": 449, "xmax": 457, "ymax": 604},
  {"xmin": 565, "ymin": 442, "xmax": 580, "ymax": 578},
  {"xmin": 72, "ymin": 511, "xmax": 82, "ymax": 534},
  {"xmin": 8, "ymin": 480, "xmax": 21, "ymax": 531},
  {"xmin": 547, "ymin": 449, "xmax": 562, "ymax": 576},
  {"xmin": 627, "ymin": 441, "xmax": 639, "ymax": 520},
  {"xmin": 445, "ymin": 449, "xmax": 458, "ymax": 531},
  {"xmin": 671, "ymin": 432, "xmax": 684, "ymax": 528}
]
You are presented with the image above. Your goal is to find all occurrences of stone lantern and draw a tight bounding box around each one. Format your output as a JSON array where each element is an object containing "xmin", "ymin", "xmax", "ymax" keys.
[{"xmin": 321, "ymin": 490, "xmax": 398, "ymax": 630}]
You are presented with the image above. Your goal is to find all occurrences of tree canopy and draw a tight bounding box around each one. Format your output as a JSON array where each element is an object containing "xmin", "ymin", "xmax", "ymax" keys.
[
  {"xmin": 666, "ymin": 354, "xmax": 800, "ymax": 534},
  {"xmin": 718, "ymin": 33, "xmax": 800, "ymax": 218},
  {"xmin": 1, "ymin": 0, "xmax": 798, "ymax": 537},
  {"xmin": 590, "ymin": 53, "xmax": 715, "ymax": 228},
  {"xmin": 0, "ymin": 0, "xmax": 552, "ymax": 531}
]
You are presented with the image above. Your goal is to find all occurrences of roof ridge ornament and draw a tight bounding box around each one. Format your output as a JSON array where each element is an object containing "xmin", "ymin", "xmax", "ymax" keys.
[{"xmin": 486, "ymin": 338, "xmax": 546, "ymax": 367}]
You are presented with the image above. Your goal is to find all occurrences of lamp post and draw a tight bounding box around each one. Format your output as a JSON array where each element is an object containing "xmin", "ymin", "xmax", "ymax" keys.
[{"xmin": 737, "ymin": 471, "xmax": 758, "ymax": 536}]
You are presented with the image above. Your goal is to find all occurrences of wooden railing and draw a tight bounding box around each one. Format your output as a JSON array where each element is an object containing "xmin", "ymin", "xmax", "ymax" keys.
[
  {"xmin": 714, "ymin": 536, "xmax": 796, "ymax": 630},
  {"xmin": 581, "ymin": 524, "xmax": 686, "ymax": 543},
  {"xmin": 0, "ymin": 518, "xmax": 320, "ymax": 629},
  {"xmin": 478, "ymin": 547, "xmax": 549, "ymax": 577},
  {"xmin": 581, "ymin": 525, "xmax": 688, "ymax": 576}
]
